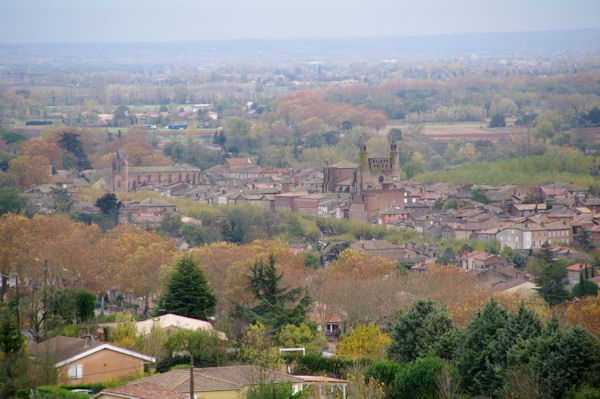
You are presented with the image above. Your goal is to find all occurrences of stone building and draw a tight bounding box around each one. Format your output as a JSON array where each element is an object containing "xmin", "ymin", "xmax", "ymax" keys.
[{"xmin": 111, "ymin": 151, "xmax": 202, "ymax": 192}]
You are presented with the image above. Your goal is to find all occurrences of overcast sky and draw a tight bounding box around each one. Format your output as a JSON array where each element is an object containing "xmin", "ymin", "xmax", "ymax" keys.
[{"xmin": 1, "ymin": 0, "xmax": 598, "ymax": 43}]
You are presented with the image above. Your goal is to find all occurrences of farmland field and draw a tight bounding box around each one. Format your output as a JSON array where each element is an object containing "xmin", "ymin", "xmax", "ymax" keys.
[{"xmin": 386, "ymin": 121, "xmax": 525, "ymax": 142}]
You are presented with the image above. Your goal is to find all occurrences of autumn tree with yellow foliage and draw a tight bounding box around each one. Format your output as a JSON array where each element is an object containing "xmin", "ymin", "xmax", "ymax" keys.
[{"xmin": 335, "ymin": 323, "xmax": 391, "ymax": 360}]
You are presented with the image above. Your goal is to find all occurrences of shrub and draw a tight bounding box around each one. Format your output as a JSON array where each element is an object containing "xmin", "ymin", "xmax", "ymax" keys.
[
  {"xmin": 393, "ymin": 356, "xmax": 444, "ymax": 399},
  {"xmin": 364, "ymin": 360, "xmax": 404, "ymax": 388},
  {"xmin": 284, "ymin": 353, "xmax": 356, "ymax": 379}
]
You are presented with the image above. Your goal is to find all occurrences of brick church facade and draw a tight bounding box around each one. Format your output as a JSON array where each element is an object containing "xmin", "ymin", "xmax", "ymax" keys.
[
  {"xmin": 111, "ymin": 151, "xmax": 202, "ymax": 192},
  {"xmin": 323, "ymin": 141, "xmax": 406, "ymax": 222}
]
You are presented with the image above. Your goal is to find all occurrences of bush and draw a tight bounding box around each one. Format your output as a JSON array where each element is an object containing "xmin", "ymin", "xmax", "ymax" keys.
[
  {"xmin": 393, "ymin": 356, "xmax": 444, "ymax": 399},
  {"xmin": 566, "ymin": 386, "xmax": 600, "ymax": 399},
  {"xmin": 363, "ymin": 360, "xmax": 404, "ymax": 388},
  {"xmin": 247, "ymin": 381, "xmax": 302, "ymax": 399},
  {"xmin": 59, "ymin": 383, "xmax": 108, "ymax": 393},
  {"xmin": 284, "ymin": 353, "xmax": 356, "ymax": 379},
  {"xmin": 36, "ymin": 386, "xmax": 91, "ymax": 399},
  {"xmin": 573, "ymin": 279, "xmax": 598, "ymax": 298}
]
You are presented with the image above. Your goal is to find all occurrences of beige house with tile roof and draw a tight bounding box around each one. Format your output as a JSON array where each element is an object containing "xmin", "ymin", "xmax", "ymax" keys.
[{"xmin": 30, "ymin": 336, "xmax": 155, "ymax": 385}]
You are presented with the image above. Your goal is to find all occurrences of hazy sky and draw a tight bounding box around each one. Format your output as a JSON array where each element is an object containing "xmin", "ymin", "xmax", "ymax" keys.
[{"xmin": 1, "ymin": 0, "xmax": 599, "ymax": 43}]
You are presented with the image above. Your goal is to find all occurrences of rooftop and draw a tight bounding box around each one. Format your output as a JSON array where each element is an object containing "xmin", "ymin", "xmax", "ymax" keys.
[
  {"xmin": 330, "ymin": 160, "xmax": 358, "ymax": 169},
  {"xmin": 94, "ymin": 382, "xmax": 187, "ymax": 399},
  {"xmin": 130, "ymin": 165, "xmax": 201, "ymax": 173},
  {"xmin": 131, "ymin": 366, "xmax": 301, "ymax": 393}
]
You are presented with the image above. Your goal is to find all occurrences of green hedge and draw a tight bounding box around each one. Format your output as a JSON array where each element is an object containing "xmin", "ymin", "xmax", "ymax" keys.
[
  {"xmin": 35, "ymin": 386, "xmax": 90, "ymax": 399},
  {"xmin": 35, "ymin": 382, "xmax": 126, "ymax": 398},
  {"xmin": 58, "ymin": 383, "xmax": 108, "ymax": 394},
  {"xmin": 283, "ymin": 354, "xmax": 371, "ymax": 379}
]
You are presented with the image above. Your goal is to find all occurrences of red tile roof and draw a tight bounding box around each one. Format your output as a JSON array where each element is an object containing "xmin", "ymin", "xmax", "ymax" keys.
[
  {"xmin": 226, "ymin": 158, "xmax": 255, "ymax": 166},
  {"xmin": 567, "ymin": 263, "xmax": 587, "ymax": 272}
]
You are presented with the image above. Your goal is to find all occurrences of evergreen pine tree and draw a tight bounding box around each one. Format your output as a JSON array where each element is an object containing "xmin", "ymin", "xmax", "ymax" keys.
[
  {"xmin": 388, "ymin": 299, "xmax": 453, "ymax": 363},
  {"xmin": 157, "ymin": 255, "xmax": 216, "ymax": 320},
  {"xmin": 457, "ymin": 298, "xmax": 509, "ymax": 396},
  {"xmin": 231, "ymin": 254, "xmax": 312, "ymax": 334},
  {"xmin": 58, "ymin": 132, "xmax": 92, "ymax": 170},
  {"xmin": 535, "ymin": 259, "xmax": 571, "ymax": 305}
]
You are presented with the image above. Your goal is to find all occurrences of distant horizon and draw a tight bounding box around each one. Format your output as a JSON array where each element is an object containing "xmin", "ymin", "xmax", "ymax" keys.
[
  {"xmin": 1, "ymin": 0, "xmax": 598, "ymax": 44},
  {"xmin": 1, "ymin": 28, "xmax": 598, "ymax": 46}
]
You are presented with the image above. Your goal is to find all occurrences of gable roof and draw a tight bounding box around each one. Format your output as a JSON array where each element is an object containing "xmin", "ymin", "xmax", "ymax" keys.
[
  {"xmin": 29, "ymin": 336, "xmax": 155, "ymax": 367},
  {"xmin": 226, "ymin": 158, "xmax": 255, "ymax": 166},
  {"xmin": 30, "ymin": 336, "xmax": 103, "ymax": 364},
  {"xmin": 93, "ymin": 382, "xmax": 187, "ymax": 399},
  {"xmin": 138, "ymin": 198, "xmax": 176, "ymax": 208},
  {"xmin": 512, "ymin": 203, "xmax": 547, "ymax": 211},
  {"xmin": 350, "ymin": 239, "xmax": 400, "ymax": 251},
  {"xmin": 131, "ymin": 366, "xmax": 301, "ymax": 393},
  {"xmin": 566, "ymin": 263, "xmax": 587, "ymax": 272},
  {"xmin": 330, "ymin": 160, "xmax": 358, "ymax": 169},
  {"xmin": 134, "ymin": 314, "xmax": 227, "ymax": 340}
]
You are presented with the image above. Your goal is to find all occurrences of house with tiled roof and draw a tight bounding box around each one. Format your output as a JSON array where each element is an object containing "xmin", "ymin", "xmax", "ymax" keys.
[
  {"xmin": 136, "ymin": 314, "xmax": 227, "ymax": 341},
  {"xmin": 584, "ymin": 224, "xmax": 600, "ymax": 247},
  {"xmin": 577, "ymin": 197, "xmax": 600, "ymax": 213},
  {"xmin": 565, "ymin": 263, "xmax": 594, "ymax": 289},
  {"xmin": 350, "ymin": 239, "xmax": 428, "ymax": 265},
  {"xmin": 310, "ymin": 302, "xmax": 344, "ymax": 335},
  {"xmin": 510, "ymin": 203, "xmax": 547, "ymax": 217},
  {"xmin": 29, "ymin": 336, "xmax": 154, "ymax": 385},
  {"xmin": 496, "ymin": 219, "xmax": 572, "ymax": 250},
  {"xmin": 460, "ymin": 251, "xmax": 513, "ymax": 271}
]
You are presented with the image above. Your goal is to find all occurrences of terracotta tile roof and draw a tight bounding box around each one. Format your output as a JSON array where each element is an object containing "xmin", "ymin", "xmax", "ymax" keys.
[
  {"xmin": 350, "ymin": 239, "xmax": 400, "ymax": 251},
  {"xmin": 567, "ymin": 263, "xmax": 587, "ymax": 272},
  {"xmin": 131, "ymin": 366, "xmax": 301, "ymax": 393},
  {"xmin": 513, "ymin": 203, "xmax": 546, "ymax": 211},
  {"xmin": 226, "ymin": 158, "xmax": 255, "ymax": 166},
  {"xmin": 96, "ymin": 382, "xmax": 187, "ymax": 399},
  {"xmin": 275, "ymin": 190, "xmax": 310, "ymax": 197}
]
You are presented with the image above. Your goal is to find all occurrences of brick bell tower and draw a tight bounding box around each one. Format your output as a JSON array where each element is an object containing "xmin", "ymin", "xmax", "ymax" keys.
[{"xmin": 111, "ymin": 150, "xmax": 129, "ymax": 191}]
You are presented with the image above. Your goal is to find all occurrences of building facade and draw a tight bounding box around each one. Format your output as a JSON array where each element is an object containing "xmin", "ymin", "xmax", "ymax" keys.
[{"xmin": 111, "ymin": 151, "xmax": 202, "ymax": 192}]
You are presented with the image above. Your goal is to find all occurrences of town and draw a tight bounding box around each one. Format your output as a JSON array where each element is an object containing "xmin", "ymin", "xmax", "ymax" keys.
[{"xmin": 1, "ymin": 5, "xmax": 600, "ymax": 398}]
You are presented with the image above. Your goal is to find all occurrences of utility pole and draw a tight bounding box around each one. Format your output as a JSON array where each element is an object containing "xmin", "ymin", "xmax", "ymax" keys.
[
  {"xmin": 189, "ymin": 352, "xmax": 194, "ymax": 399},
  {"xmin": 72, "ymin": 270, "xmax": 77, "ymax": 325},
  {"xmin": 43, "ymin": 259, "xmax": 48, "ymax": 331},
  {"xmin": 15, "ymin": 275, "xmax": 20, "ymax": 337}
]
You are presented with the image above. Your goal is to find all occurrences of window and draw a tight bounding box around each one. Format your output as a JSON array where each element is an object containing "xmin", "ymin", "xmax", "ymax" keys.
[{"xmin": 68, "ymin": 364, "xmax": 83, "ymax": 379}]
